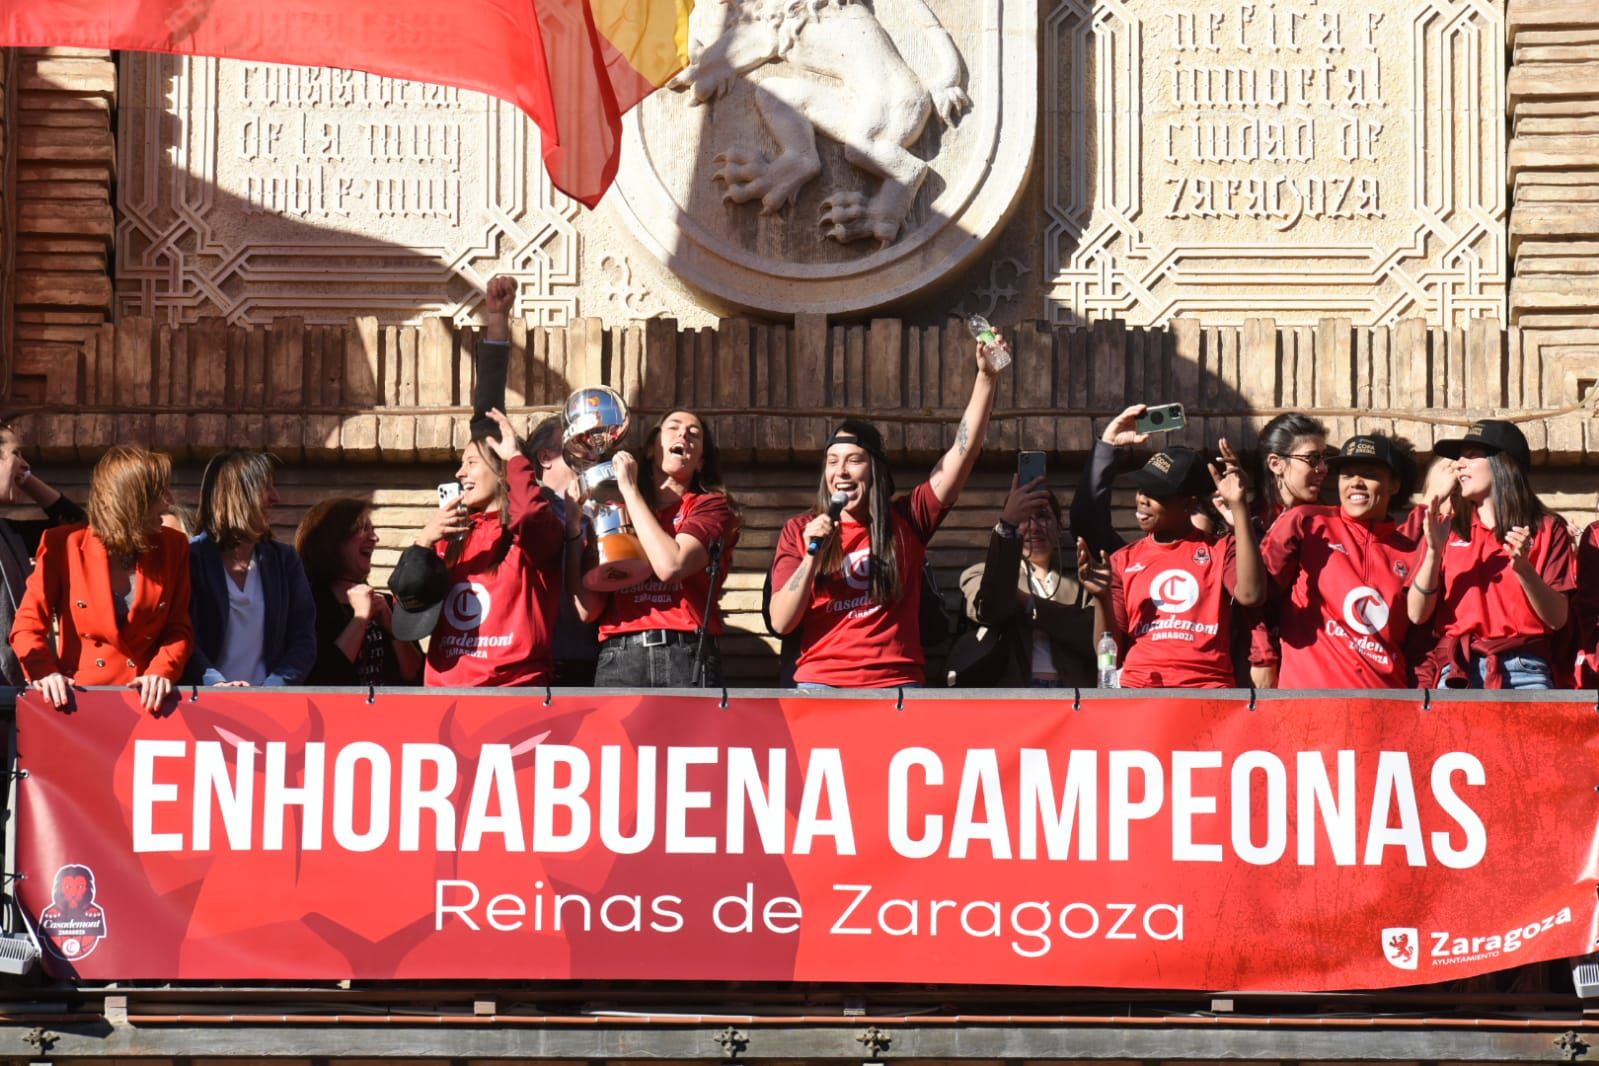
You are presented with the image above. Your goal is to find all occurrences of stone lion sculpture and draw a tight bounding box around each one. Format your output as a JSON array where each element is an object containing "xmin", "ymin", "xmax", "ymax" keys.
[{"xmin": 668, "ymin": 0, "xmax": 972, "ymax": 247}]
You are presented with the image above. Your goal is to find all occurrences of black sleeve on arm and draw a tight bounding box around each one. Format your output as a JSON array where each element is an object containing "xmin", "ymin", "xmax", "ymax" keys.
[
  {"xmin": 1068, "ymin": 440, "xmax": 1125, "ymax": 557},
  {"xmin": 471, "ymin": 339, "xmax": 511, "ymax": 427}
]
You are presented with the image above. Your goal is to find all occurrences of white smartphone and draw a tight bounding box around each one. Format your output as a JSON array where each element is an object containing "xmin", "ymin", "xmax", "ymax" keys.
[{"xmin": 437, "ymin": 481, "xmax": 463, "ymax": 508}]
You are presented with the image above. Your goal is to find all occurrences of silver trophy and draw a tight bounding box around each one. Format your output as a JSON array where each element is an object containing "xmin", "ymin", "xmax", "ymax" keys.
[{"xmin": 562, "ymin": 387, "xmax": 652, "ymax": 591}]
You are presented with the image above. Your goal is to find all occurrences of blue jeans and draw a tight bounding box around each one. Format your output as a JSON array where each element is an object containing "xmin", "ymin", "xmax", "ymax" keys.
[{"xmin": 1441, "ymin": 654, "xmax": 1553, "ymax": 691}]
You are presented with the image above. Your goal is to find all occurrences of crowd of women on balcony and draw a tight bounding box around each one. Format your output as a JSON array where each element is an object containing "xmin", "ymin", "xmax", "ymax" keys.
[{"xmin": 1, "ymin": 280, "xmax": 1591, "ymax": 709}]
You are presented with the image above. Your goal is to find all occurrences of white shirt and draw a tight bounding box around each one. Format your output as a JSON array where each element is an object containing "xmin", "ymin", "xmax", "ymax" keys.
[{"xmin": 216, "ymin": 559, "xmax": 269, "ymax": 685}]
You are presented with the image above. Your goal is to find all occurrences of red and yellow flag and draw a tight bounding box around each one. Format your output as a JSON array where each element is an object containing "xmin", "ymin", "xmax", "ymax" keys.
[{"xmin": 0, "ymin": 0, "xmax": 693, "ymax": 206}]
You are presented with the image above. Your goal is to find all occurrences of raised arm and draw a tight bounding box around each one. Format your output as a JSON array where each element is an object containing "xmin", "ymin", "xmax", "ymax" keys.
[
  {"xmin": 612, "ymin": 452, "xmax": 711, "ymax": 582},
  {"xmin": 1071, "ymin": 405, "xmax": 1146, "ymax": 557},
  {"xmin": 928, "ymin": 337, "xmax": 1008, "ymax": 508},
  {"xmin": 1407, "ymin": 496, "xmax": 1450, "ymax": 625},
  {"xmin": 1211, "ymin": 440, "xmax": 1262, "ymax": 607}
]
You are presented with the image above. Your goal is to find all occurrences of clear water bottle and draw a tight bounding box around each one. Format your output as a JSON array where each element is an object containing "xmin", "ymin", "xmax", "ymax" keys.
[
  {"xmin": 965, "ymin": 314, "xmax": 1012, "ymax": 371},
  {"xmin": 1097, "ymin": 631, "xmax": 1119, "ymax": 688}
]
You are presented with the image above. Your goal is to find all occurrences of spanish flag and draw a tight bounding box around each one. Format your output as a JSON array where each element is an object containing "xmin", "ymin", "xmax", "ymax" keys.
[{"xmin": 0, "ymin": 0, "xmax": 693, "ymax": 206}]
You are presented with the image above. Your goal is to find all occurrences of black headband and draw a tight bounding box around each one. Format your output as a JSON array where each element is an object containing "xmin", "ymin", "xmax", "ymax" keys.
[{"xmin": 825, "ymin": 431, "xmax": 888, "ymax": 466}]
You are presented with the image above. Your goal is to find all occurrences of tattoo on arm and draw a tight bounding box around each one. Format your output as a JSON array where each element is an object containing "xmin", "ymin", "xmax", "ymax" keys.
[
  {"xmin": 955, "ymin": 419, "xmax": 970, "ymax": 456},
  {"xmin": 784, "ymin": 565, "xmax": 807, "ymax": 592}
]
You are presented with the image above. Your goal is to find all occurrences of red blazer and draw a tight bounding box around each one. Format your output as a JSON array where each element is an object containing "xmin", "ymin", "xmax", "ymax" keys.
[{"xmin": 10, "ymin": 524, "xmax": 194, "ymax": 685}]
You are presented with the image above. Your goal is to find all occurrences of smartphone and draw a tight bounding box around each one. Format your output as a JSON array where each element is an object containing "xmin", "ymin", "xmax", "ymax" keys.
[
  {"xmin": 1017, "ymin": 450, "xmax": 1047, "ymax": 486},
  {"xmin": 437, "ymin": 481, "xmax": 463, "ymax": 508},
  {"xmin": 1135, "ymin": 402, "xmax": 1187, "ymax": 435}
]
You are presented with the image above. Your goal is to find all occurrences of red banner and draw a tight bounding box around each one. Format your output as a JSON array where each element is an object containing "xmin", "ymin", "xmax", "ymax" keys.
[{"xmin": 15, "ymin": 689, "xmax": 1599, "ymax": 988}]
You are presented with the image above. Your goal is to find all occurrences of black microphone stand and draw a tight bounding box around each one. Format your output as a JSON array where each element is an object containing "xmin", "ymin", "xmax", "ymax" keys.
[{"xmin": 691, "ymin": 539, "xmax": 724, "ymax": 688}]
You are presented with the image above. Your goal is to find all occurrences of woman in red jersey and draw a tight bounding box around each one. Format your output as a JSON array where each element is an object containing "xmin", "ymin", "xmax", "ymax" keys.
[
  {"xmin": 767, "ymin": 335, "xmax": 1008, "ymax": 689},
  {"xmin": 392, "ymin": 408, "xmax": 564, "ymax": 687},
  {"xmin": 1079, "ymin": 442, "xmax": 1263, "ymax": 689},
  {"xmin": 1261, "ymin": 434, "xmax": 1427, "ymax": 689},
  {"xmin": 575, "ymin": 409, "xmax": 740, "ymax": 687},
  {"xmin": 1415, "ymin": 420, "xmax": 1573, "ymax": 689}
]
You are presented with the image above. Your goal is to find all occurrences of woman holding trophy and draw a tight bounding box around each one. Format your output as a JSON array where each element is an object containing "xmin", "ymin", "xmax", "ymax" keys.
[
  {"xmin": 767, "ymin": 332, "xmax": 1009, "ymax": 688},
  {"xmin": 569, "ymin": 406, "xmax": 740, "ymax": 687}
]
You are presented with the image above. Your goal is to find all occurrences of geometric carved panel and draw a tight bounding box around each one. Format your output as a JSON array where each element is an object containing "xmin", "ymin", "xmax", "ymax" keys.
[
  {"xmin": 116, "ymin": 55, "xmax": 580, "ymax": 327},
  {"xmin": 1045, "ymin": 0, "xmax": 1506, "ymax": 326}
]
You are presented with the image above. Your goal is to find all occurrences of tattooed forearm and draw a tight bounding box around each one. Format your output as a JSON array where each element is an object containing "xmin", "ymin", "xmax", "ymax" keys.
[
  {"xmin": 785, "ymin": 565, "xmax": 808, "ymax": 592},
  {"xmin": 955, "ymin": 418, "xmax": 970, "ymax": 455}
]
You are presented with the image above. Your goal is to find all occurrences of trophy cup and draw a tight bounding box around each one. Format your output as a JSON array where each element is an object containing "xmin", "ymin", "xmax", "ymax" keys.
[{"xmin": 562, "ymin": 386, "xmax": 653, "ymax": 591}]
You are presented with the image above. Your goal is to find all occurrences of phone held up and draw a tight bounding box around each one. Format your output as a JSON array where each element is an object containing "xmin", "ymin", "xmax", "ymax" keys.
[
  {"xmin": 437, "ymin": 481, "xmax": 463, "ymax": 508},
  {"xmin": 1135, "ymin": 403, "xmax": 1187, "ymax": 435},
  {"xmin": 1017, "ymin": 450, "xmax": 1047, "ymax": 486}
]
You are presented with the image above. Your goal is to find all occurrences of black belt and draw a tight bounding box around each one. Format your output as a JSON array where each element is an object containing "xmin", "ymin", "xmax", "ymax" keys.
[{"xmin": 603, "ymin": 629, "xmax": 702, "ymax": 649}]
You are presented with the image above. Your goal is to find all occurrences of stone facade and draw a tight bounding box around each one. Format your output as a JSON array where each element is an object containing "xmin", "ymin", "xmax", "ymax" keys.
[{"xmin": 2, "ymin": 0, "xmax": 1598, "ymax": 679}]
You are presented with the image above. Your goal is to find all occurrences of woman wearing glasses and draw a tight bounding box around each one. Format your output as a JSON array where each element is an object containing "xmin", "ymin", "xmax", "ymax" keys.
[{"xmin": 1248, "ymin": 413, "xmax": 1330, "ymax": 686}]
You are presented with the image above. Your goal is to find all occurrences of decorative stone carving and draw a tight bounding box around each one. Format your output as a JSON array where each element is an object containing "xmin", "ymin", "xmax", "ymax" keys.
[
  {"xmin": 1044, "ymin": 0, "xmax": 1507, "ymax": 326},
  {"xmin": 115, "ymin": 54, "xmax": 581, "ymax": 326},
  {"xmin": 608, "ymin": 0, "xmax": 1037, "ymax": 314}
]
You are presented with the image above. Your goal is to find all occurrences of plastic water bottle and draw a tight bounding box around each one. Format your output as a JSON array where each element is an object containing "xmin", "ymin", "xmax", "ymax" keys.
[
  {"xmin": 965, "ymin": 314, "xmax": 1012, "ymax": 371},
  {"xmin": 1097, "ymin": 631, "xmax": 1119, "ymax": 688}
]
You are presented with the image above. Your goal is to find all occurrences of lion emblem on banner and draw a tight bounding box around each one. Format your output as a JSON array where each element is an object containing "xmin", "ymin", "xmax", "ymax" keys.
[
  {"xmin": 39, "ymin": 864, "xmax": 108, "ymax": 962},
  {"xmin": 669, "ymin": 0, "xmax": 971, "ymax": 247}
]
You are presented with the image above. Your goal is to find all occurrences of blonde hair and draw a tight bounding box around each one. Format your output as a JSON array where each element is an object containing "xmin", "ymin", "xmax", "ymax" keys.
[
  {"xmin": 88, "ymin": 446, "xmax": 172, "ymax": 559},
  {"xmin": 198, "ymin": 449, "xmax": 277, "ymax": 549}
]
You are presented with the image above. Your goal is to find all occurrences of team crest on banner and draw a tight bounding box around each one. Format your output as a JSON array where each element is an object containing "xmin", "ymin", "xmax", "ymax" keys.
[
  {"xmin": 38, "ymin": 864, "xmax": 107, "ymax": 961},
  {"xmin": 1382, "ymin": 927, "xmax": 1419, "ymax": 971}
]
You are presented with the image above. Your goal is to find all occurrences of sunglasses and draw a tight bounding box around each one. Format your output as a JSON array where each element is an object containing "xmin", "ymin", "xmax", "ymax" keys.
[{"xmin": 1279, "ymin": 451, "xmax": 1332, "ymax": 469}]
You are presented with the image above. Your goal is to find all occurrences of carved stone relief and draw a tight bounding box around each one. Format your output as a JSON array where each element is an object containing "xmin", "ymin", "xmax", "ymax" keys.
[
  {"xmin": 607, "ymin": 0, "xmax": 1037, "ymax": 314},
  {"xmin": 1045, "ymin": 0, "xmax": 1506, "ymax": 326},
  {"xmin": 115, "ymin": 55, "xmax": 582, "ymax": 326}
]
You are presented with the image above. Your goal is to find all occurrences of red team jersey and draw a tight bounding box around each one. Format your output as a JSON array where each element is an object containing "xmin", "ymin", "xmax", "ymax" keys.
[
  {"xmin": 770, "ymin": 482, "xmax": 950, "ymax": 688},
  {"xmin": 425, "ymin": 456, "xmax": 564, "ymax": 687},
  {"xmin": 598, "ymin": 491, "xmax": 740, "ymax": 639},
  {"xmin": 1109, "ymin": 530, "xmax": 1238, "ymax": 688},
  {"xmin": 1261, "ymin": 506, "xmax": 1424, "ymax": 689},
  {"xmin": 1434, "ymin": 512, "xmax": 1574, "ymax": 642}
]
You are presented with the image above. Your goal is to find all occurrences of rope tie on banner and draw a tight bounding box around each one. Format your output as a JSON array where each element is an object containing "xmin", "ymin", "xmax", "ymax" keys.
[
  {"xmin": 1072, "ymin": 687, "xmax": 1081, "ymax": 711},
  {"xmin": 1247, "ymin": 687, "xmax": 1257, "ymax": 712},
  {"xmin": 365, "ymin": 684, "xmax": 376, "ymax": 706},
  {"xmin": 719, "ymin": 687, "xmax": 730, "ymax": 710},
  {"xmin": 188, "ymin": 685, "xmax": 199, "ymax": 702},
  {"xmin": 543, "ymin": 686, "xmax": 553, "ymax": 708},
  {"xmin": 1423, "ymin": 688, "xmax": 1432, "ymax": 712},
  {"xmin": 895, "ymin": 687, "xmax": 904, "ymax": 712},
  {"xmin": 5, "ymin": 768, "xmax": 25, "ymax": 782}
]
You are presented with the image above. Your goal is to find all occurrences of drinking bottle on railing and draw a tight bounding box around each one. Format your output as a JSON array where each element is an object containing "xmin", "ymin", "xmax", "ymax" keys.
[{"xmin": 1097, "ymin": 631, "xmax": 1119, "ymax": 689}]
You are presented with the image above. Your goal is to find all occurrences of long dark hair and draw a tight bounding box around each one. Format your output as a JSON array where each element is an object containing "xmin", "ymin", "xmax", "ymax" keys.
[
  {"xmin": 1452, "ymin": 450, "xmax": 1548, "ymax": 541},
  {"xmin": 1258, "ymin": 411, "xmax": 1328, "ymax": 508},
  {"xmin": 633, "ymin": 409, "xmax": 738, "ymax": 515},
  {"xmin": 814, "ymin": 423, "xmax": 901, "ymax": 603}
]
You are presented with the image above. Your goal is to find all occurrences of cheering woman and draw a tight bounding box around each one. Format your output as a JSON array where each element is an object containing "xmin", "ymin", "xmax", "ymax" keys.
[
  {"xmin": 1414, "ymin": 420, "xmax": 1573, "ymax": 689},
  {"xmin": 767, "ymin": 334, "xmax": 1008, "ymax": 688},
  {"xmin": 574, "ymin": 409, "xmax": 740, "ymax": 687},
  {"xmin": 1260, "ymin": 434, "xmax": 1426, "ymax": 688}
]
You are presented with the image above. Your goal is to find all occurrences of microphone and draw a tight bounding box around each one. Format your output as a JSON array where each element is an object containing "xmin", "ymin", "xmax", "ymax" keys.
[{"xmin": 809, "ymin": 490, "xmax": 851, "ymax": 556}]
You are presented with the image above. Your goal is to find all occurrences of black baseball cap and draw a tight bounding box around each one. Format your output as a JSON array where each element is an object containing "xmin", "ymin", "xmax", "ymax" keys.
[
  {"xmin": 1123, "ymin": 446, "xmax": 1211, "ymax": 498},
  {"xmin": 826, "ymin": 420, "xmax": 895, "ymax": 495},
  {"xmin": 388, "ymin": 548, "xmax": 450, "ymax": 642},
  {"xmin": 1434, "ymin": 419, "xmax": 1531, "ymax": 470},
  {"xmin": 1325, "ymin": 434, "xmax": 1407, "ymax": 478}
]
